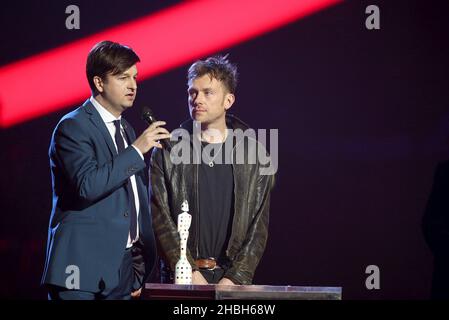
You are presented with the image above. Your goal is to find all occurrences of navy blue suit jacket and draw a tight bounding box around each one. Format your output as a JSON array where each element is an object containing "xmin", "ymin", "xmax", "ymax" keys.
[{"xmin": 42, "ymin": 100, "xmax": 156, "ymax": 293}]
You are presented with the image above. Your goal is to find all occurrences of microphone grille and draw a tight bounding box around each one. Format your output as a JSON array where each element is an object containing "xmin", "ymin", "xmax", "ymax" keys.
[{"xmin": 142, "ymin": 106, "xmax": 155, "ymax": 123}]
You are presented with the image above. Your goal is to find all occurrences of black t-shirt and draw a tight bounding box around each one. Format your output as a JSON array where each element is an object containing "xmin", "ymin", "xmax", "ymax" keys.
[{"xmin": 198, "ymin": 137, "xmax": 234, "ymax": 260}]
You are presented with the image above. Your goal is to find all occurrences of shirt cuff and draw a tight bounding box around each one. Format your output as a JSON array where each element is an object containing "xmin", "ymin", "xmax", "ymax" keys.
[{"xmin": 131, "ymin": 145, "xmax": 144, "ymax": 160}]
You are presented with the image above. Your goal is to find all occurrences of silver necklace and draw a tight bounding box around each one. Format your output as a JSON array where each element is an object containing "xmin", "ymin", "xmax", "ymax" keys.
[
  {"xmin": 206, "ymin": 142, "xmax": 224, "ymax": 167},
  {"xmin": 200, "ymin": 130, "xmax": 227, "ymax": 167}
]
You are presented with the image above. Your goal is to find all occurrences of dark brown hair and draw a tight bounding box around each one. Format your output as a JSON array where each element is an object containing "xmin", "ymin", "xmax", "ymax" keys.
[
  {"xmin": 86, "ymin": 40, "xmax": 140, "ymax": 94},
  {"xmin": 187, "ymin": 55, "xmax": 238, "ymax": 94}
]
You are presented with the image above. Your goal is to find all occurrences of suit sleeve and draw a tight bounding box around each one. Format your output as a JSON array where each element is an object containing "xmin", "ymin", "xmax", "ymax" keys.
[{"xmin": 51, "ymin": 117, "xmax": 146, "ymax": 203}]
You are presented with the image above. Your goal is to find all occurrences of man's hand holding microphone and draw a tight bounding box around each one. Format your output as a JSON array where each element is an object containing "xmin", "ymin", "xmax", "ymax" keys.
[
  {"xmin": 132, "ymin": 107, "xmax": 171, "ymax": 154},
  {"xmin": 132, "ymin": 120, "xmax": 170, "ymax": 154}
]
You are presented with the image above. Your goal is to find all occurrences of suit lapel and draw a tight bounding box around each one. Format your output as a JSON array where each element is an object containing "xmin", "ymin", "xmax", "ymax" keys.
[
  {"xmin": 121, "ymin": 118, "xmax": 135, "ymax": 145},
  {"xmin": 83, "ymin": 100, "xmax": 118, "ymax": 156}
]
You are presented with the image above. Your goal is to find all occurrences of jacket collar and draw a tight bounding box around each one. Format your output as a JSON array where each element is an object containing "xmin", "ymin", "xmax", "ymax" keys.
[
  {"xmin": 83, "ymin": 100, "xmax": 118, "ymax": 156},
  {"xmin": 84, "ymin": 100, "xmax": 136, "ymax": 156}
]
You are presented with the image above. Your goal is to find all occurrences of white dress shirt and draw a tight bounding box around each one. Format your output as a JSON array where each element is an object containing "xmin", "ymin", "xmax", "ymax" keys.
[{"xmin": 90, "ymin": 96, "xmax": 143, "ymax": 248}]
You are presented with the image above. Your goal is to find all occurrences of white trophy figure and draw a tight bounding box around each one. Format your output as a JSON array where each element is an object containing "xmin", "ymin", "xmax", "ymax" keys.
[{"xmin": 175, "ymin": 200, "xmax": 193, "ymax": 284}]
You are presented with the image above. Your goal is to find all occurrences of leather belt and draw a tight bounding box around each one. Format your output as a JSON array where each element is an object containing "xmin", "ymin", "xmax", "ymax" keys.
[{"xmin": 195, "ymin": 258, "xmax": 220, "ymax": 270}]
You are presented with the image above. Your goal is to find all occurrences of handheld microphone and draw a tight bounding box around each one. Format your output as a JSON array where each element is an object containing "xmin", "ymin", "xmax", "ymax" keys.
[{"xmin": 141, "ymin": 106, "xmax": 172, "ymax": 151}]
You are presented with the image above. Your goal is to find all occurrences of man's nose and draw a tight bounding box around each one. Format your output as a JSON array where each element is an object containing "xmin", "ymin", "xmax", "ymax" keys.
[
  {"xmin": 128, "ymin": 79, "xmax": 137, "ymax": 90},
  {"xmin": 193, "ymin": 93, "xmax": 204, "ymax": 106}
]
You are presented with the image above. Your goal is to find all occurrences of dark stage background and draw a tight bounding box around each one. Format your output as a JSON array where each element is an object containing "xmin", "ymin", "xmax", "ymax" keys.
[{"xmin": 1, "ymin": 0, "xmax": 448, "ymax": 299}]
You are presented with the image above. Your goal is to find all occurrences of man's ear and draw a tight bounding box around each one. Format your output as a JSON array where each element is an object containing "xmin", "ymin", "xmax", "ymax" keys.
[
  {"xmin": 93, "ymin": 76, "xmax": 104, "ymax": 93},
  {"xmin": 224, "ymin": 93, "xmax": 235, "ymax": 111}
]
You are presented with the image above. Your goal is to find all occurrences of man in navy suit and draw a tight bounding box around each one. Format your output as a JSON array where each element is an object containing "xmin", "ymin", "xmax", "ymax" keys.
[{"xmin": 42, "ymin": 40, "xmax": 170, "ymax": 300}]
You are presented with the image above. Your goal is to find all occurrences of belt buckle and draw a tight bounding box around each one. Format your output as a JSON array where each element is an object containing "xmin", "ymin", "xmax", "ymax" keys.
[
  {"xmin": 195, "ymin": 257, "xmax": 220, "ymax": 270},
  {"xmin": 206, "ymin": 265, "xmax": 216, "ymax": 271},
  {"xmin": 197, "ymin": 257, "xmax": 215, "ymax": 270},
  {"xmin": 207, "ymin": 257, "xmax": 217, "ymax": 270}
]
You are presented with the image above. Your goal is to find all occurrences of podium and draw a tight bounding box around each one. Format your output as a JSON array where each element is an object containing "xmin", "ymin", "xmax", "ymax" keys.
[{"xmin": 142, "ymin": 283, "xmax": 342, "ymax": 300}]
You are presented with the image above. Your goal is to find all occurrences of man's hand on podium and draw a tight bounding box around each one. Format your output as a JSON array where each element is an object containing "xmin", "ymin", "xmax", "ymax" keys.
[
  {"xmin": 218, "ymin": 277, "xmax": 235, "ymax": 286},
  {"xmin": 192, "ymin": 270, "xmax": 209, "ymax": 285}
]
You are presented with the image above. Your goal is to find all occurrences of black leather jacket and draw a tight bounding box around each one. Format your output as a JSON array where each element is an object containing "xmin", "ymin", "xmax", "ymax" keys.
[{"xmin": 150, "ymin": 115, "xmax": 275, "ymax": 284}]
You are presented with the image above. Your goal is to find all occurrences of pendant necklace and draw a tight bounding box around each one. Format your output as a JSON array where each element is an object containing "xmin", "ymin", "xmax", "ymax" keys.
[{"xmin": 208, "ymin": 142, "xmax": 224, "ymax": 167}]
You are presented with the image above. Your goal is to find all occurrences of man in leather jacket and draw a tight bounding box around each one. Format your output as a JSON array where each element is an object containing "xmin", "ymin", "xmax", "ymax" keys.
[{"xmin": 150, "ymin": 55, "xmax": 275, "ymax": 285}]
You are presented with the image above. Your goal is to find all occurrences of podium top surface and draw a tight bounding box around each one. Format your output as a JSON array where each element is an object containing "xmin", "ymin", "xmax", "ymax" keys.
[{"xmin": 143, "ymin": 283, "xmax": 342, "ymax": 300}]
